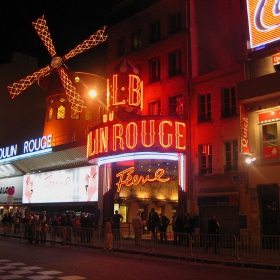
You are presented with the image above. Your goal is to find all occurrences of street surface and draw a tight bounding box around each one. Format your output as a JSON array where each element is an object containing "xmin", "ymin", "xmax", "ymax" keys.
[{"xmin": 0, "ymin": 238, "xmax": 279, "ymax": 280}]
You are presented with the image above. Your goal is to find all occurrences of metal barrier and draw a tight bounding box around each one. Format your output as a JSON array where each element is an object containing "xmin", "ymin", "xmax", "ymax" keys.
[{"xmin": 1, "ymin": 223, "xmax": 280, "ymax": 268}]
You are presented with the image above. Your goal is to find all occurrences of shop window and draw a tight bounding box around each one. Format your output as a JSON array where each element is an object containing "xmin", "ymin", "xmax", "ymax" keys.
[
  {"xmin": 224, "ymin": 140, "xmax": 238, "ymax": 172},
  {"xmin": 148, "ymin": 100, "xmax": 161, "ymax": 115},
  {"xmin": 131, "ymin": 30, "xmax": 141, "ymax": 50},
  {"xmin": 149, "ymin": 21, "xmax": 161, "ymax": 43},
  {"xmin": 169, "ymin": 94, "xmax": 183, "ymax": 117},
  {"xmin": 168, "ymin": 12, "xmax": 181, "ymax": 35},
  {"xmin": 221, "ymin": 86, "xmax": 237, "ymax": 118},
  {"xmin": 116, "ymin": 36, "xmax": 125, "ymax": 57},
  {"xmin": 261, "ymin": 123, "xmax": 279, "ymax": 160},
  {"xmin": 168, "ymin": 49, "xmax": 182, "ymax": 77},
  {"xmin": 47, "ymin": 107, "xmax": 53, "ymax": 122},
  {"xmin": 57, "ymin": 105, "xmax": 65, "ymax": 120},
  {"xmin": 149, "ymin": 57, "xmax": 161, "ymax": 83},
  {"xmin": 198, "ymin": 93, "xmax": 211, "ymax": 123},
  {"xmin": 85, "ymin": 108, "xmax": 91, "ymax": 121},
  {"xmin": 119, "ymin": 205, "xmax": 127, "ymax": 223},
  {"xmin": 198, "ymin": 144, "xmax": 212, "ymax": 175}
]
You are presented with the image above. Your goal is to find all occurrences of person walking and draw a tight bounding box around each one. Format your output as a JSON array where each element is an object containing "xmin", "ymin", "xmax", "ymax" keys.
[
  {"xmin": 159, "ymin": 213, "xmax": 169, "ymax": 244},
  {"xmin": 206, "ymin": 214, "xmax": 220, "ymax": 253},
  {"xmin": 132, "ymin": 212, "xmax": 143, "ymax": 246},
  {"xmin": 148, "ymin": 208, "xmax": 159, "ymax": 241},
  {"xmin": 103, "ymin": 218, "xmax": 113, "ymax": 252},
  {"xmin": 112, "ymin": 210, "xmax": 123, "ymax": 240}
]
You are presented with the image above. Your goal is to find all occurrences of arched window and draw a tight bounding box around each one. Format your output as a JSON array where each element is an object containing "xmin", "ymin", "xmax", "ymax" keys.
[
  {"xmin": 47, "ymin": 107, "xmax": 53, "ymax": 122},
  {"xmin": 85, "ymin": 108, "xmax": 91, "ymax": 121},
  {"xmin": 57, "ymin": 105, "xmax": 65, "ymax": 119}
]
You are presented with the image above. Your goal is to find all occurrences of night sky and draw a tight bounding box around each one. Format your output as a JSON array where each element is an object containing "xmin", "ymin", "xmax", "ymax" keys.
[{"xmin": 0, "ymin": 0, "xmax": 112, "ymax": 147}]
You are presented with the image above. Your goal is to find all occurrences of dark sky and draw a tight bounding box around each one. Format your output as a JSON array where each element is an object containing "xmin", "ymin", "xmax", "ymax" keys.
[{"xmin": 0, "ymin": 0, "xmax": 113, "ymax": 147}]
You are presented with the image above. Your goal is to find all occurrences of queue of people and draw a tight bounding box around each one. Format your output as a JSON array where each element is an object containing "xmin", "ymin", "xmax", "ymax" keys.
[{"xmin": 2, "ymin": 209, "xmax": 221, "ymax": 252}]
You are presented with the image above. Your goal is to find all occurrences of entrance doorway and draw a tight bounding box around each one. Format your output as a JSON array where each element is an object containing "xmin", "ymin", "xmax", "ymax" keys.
[{"xmin": 258, "ymin": 184, "xmax": 280, "ymax": 235}]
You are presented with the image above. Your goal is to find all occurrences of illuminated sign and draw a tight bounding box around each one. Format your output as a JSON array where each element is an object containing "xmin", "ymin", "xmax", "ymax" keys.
[
  {"xmin": 87, "ymin": 116, "xmax": 186, "ymax": 160},
  {"xmin": 240, "ymin": 105, "xmax": 250, "ymax": 154},
  {"xmin": 116, "ymin": 166, "xmax": 171, "ymax": 192},
  {"xmin": 272, "ymin": 52, "xmax": 280, "ymax": 65},
  {"xmin": 259, "ymin": 109, "xmax": 280, "ymax": 123},
  {"xmin": 22, "ymin": 166, "xmax": 98, "ymax": 204},
  {"xmin": 0, "ymin": 135, "xmax": 52, "ymax": 162},
  {"xmin": 0, "ymin": 176, "xmax": 23, "ymax": 204},
  {"xmin": 246, "ymin": 0, "xmax": 280, "ymax": 48}
]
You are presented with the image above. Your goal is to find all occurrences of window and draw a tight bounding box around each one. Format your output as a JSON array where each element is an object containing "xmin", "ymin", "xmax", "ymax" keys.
[
  {"xmin": 85, "ymin": 108, "xmax": 91, "ymax": 121},
  {"xmin": 149, "ymin": 57, "xmax": 161, "ymax": 83},
  {"xmin": 224, "ymin": 140, "xmax": 238, "ymax": 172},
  {"xmin": 117, "ymin": 37, "xmax": 125, "ymax": 57},
  {"xmin": 47, "ymin": 107, "xmax": 53, "ymax": 122},
  {"xmin": 131, "ymin": 31, "xmax": 141, "ymax": 50},
  {"xmin": 169, "ymin": 94, "xmax": 183, "ymax": 117},
  {"xmin": 57, "ymin": 105, "xmax": 65, "ymax": 120},
  {"xmin": 221, "ymin": 87, "xmax": 237, "ymax": 118},
  {"xmin": 149, "ymin": 21, "xmax": 161, "ymax": 43},
  {"xmin": 168, "ymin": 49, "xmax": 182, "ymax": 77},
  {"xmin": 198, "ymin": 144, "xmax": 212, "ymax": 175},
  {"xmin": 168, "ymin": 12, "xmax": 181, "ymax": 34},
  {"xmin": 198, "ymin": 93, "xmax": 211, "ymax": 122},
  {"xmin": 262, "ymin": 123, "xmax": 279, "ymax": 160},
  {"xmin": 148, "ymin": 100, "xmax": 161, "ymax": 115}
]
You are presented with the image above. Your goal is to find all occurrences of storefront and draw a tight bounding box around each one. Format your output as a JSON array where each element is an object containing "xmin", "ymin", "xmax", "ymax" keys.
[{"xmin": 87, "ymin": 71, "xmax": 187, "ymax": 224}]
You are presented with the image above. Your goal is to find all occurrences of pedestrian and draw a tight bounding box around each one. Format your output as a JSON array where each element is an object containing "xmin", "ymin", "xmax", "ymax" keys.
[
  {"xmin": 103, "ymin": 218, "xmax": 113, "ymax": 252},
  {"xmin": 184, "ymin": 212, "xmax": 194, "ymax": 246},
  {"xmin": 159, "ymin": 213, "xmax": 169, "ymax": 244},
  {"xmin": 148, "ymin": 208, "xmax": 159, "ymax": 241},
  {"xmin": 205, "ymin": 214, "xmax": 220, "ymax": 253},
  {"xmin": 50, "ymin": 215, "xmax": 59, "ymax": 245},
  {"xmin": 112, "ymin": 210, "xmax": 123, "ymax": 240},
  {"xmin": 2, "ymin": 214, "xmax": 9, "ymax": 237},
  {"xmin": 132, "ymin": 212, "xmax": 143, "ymax": 246}
]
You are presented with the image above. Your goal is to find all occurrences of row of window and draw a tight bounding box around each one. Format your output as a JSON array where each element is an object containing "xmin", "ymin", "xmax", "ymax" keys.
[
  {"xmin": 116, "ymin": 12, "xmax": 181, "ymax": 57},
  {"xmin": 47, "ymin": 106, "xmax": 92, "ymax": 121},
  {"xmin": 198, "ymin": 86, "xmax": 237, "ymax": 122},
  {"xmin": 148, "ymin": 94, "xmax": 183, "ymax": 118},
  {"xmin": 199, "ymin": 140, "xmax": 238, "ymax": 175}
]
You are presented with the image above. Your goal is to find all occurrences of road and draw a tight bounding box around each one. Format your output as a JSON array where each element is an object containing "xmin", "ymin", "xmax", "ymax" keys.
[{"xmin": 0, "ymin": 238, "xmax": 279, "ymax": 280}]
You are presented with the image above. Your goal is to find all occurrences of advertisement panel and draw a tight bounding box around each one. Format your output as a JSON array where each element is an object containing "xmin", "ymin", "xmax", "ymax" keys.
[
  {"xmin": 246, "ymin": 0, "xmax": 280, "ymax": 48},
  {"xmin": 22, "ymin": 166, "xmax": 98, "ymax": 204},
  {"xmin": 0, "ymin": 176, "xmax": 23, "ymax": 204}
]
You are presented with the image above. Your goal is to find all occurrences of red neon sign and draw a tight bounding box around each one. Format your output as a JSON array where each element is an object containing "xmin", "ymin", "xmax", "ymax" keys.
[
  {"xmin": 240, "ymin": 105, "xmax": 250, "ymax": 154},
  {"xmin": 116, "ymin": 166, "xmax": 171, "ymax": 192},
  {"xmin": 246, "ymin": 0, "xmax": 280, "ymax": 48},
  {"xmin": 87, "ymin": 116, "xmax": 186, "ymax": 159}
]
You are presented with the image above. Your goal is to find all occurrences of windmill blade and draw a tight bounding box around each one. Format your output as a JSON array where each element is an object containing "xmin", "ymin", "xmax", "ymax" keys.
[
  {"xmin": 32, "ymin": 15, "xmax": 57, "ymax": 58},
  {"xmin": 57, "ymin": 67, "xmax": 86, "ymax": 117},
  {"xmin": 7, "ymin": 65, "xmax": 52, "ymax": 99},
  {"xmin": 63, "ymin": 26, "xmax": 107, "ymax": 61}
]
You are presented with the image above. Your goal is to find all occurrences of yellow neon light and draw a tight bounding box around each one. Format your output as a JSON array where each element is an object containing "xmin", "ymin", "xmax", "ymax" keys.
[
  {"xmin": 126, "ymin": 122, "xmax": 138, "ymax": 149},
  {"xmin": 159, "ymin": 121, "xmax": 172, "ymax": 148},
  {"xmin": 141, "ymin": 120, "xmax": 155, "ymax": 147},
  {"xmin": 116, "ymin": 166, "xmax": 171, "ymax": 192},
  {"xmin": 112, "ymin": 74, "xmax": 125, "ymax": 106},
  {"xmin": 99, "ymin": 127, "xmax": 109, "ymax": 153},
  {"xmin": 129, "ymin": 75, "xmax": 142, "ymax": 107},
  {"xmin": 113, "ymin": 124, "xmax": 124, "ymax": 151},
  {"xmin": 175, "ymin": 122, "xmax": 186, "ymax": 150}
]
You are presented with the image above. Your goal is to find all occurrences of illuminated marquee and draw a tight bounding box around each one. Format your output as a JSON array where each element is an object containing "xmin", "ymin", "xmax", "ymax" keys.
[
  {"xmin": 87, "ymin": 116, "xmax": 186, "ymax": 160},
  {"xmin": 0, "ymin": 135, "xmax": 52, "ymax": 161},
  {"xmin": 246, "ymin": 0, "xmax": 280, "ymax": 48},
  {"xmin": 116, "ymin": 166, "xmax": 171, "ymax": 192}
]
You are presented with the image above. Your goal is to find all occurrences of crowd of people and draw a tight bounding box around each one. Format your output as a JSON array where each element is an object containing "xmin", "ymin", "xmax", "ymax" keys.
[
  {"xmin": 1, "ymin": 210, "xmax": 98, "ymax": 246},
  {"xmin": 2, "ymin": 209, "xmax": 221, "ymax": 252}
]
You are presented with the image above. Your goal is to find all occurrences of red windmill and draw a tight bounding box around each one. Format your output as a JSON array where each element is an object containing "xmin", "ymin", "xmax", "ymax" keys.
[{"xmin": 7, "ymin": 15, "xmax": 107, "ymax": 117}]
